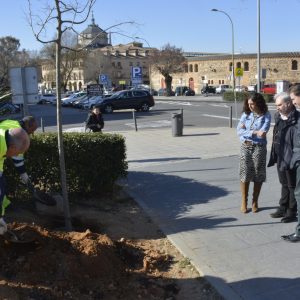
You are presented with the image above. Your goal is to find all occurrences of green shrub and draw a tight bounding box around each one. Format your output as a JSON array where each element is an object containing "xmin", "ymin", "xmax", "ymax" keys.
[
  {"xmin": 223, "ymin": 91, "xmax": 274, "ymax": 103},
  {"xmin": 222, "ymin": 91, "xmax": 249, "ymax": 102},
  {"xmin": 4, "ymin": 132, "xmax": 128, "ymax": 200}
]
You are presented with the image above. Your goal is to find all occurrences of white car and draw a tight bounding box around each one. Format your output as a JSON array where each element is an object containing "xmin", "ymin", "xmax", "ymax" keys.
[
  {"xmin": 215, "ymin": 84, "xmax": 231, "ymax": 94},
  {"xmin": 61, "ymin": 91, "xmax": 87, "ymax": 106},
  {"xmin": 38, "ymin": 93, "xmax": 56, "ymax": 104},
  {"xmin": 82, "ymin": 95, "xmax": 103, "ymax": 110}
]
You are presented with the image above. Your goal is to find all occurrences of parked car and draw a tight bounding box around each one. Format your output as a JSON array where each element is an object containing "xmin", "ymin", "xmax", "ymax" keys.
[
  {"xmin": 38, "ymin": 93, "xmax": 56, "ymax": 104},
  {"xmin": 81, "ymin": 95, "xmax": 104, "ymax": 110},
  {"xmin": 184, "ymin": 88, "xmax": 195, "ymax": 96},
  {"xmin": 247, "ymin": 85, "xmax": 256, "ymax": 92},
  {"xmin": 201, "ymin": 86, "xmax": 216, "ymax": 95},
  {"xmin": 96, "ymin": 89, "xmax": 155, "ymax": 113},
  {"xmin": 175, "ymin": 86, "xmax": 189, "ymax": 96},
  {"xmin": 235, "ymin": 85, "xmax": 248, "ymax": 92},
  {"xmin": 216, "ymin": 84, "xmax": 231, "ymax": 94},
  {"xmin": 261, "ymin": 84, "xmax": 276, "ymax": 94},
  {"xmin": 157, "ymin": 88, "xmax": 175, "ymax": 96},
  {"xmin": 61, "ymin": 91, "xmax": 87, "ymax": 106}
]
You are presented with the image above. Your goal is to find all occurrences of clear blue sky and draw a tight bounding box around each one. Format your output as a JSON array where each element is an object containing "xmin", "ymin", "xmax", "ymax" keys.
[{"xmin": 1, "ymin": 0, "xmax": 300, "ymax": 54}]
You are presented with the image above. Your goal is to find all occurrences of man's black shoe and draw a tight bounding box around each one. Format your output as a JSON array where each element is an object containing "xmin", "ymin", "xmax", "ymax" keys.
[
  {"xmin": 281, "ymin": 216, "xmax": 297, "ymax": 223},
  {"xmin": 281, "ymin": 233, "xmax": 300, "ymax": 242},
  {"xmin": 270, "ymin": 210, "xmax": 285, "ymax": 218}
]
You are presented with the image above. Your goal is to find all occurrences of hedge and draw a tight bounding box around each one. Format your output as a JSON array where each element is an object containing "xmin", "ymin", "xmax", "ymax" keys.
[
  {"xmin": 4, "ymin": 132, "xmax": 128, "ymax": 200},
  {"xmin": 223, "ymin": 91, "xmax": 274, "ymax": 103}
]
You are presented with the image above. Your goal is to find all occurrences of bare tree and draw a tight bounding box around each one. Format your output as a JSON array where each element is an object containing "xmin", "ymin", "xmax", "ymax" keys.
[
  {"xmin": 0, "ymin": 36, "xmax": 21, "ymax": 92},
  {"xmin": 40, "ymin": 33, "xmax": 88, "ymax": 92},
  {"xmin": 151, "ymin": 43, "xmax": 186, "ymax": 96},
  {"xmin": 27, "ymin": 0, "xmax": 96, "ymax": 231}
]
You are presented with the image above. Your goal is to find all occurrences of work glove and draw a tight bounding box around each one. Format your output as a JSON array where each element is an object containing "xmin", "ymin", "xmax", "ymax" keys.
[
  {"xmin": 0, "ymin": 217, "xmax": 7, "ymax": 235},
  {"xmin": 20, "ymin": 173, "xmax": 30, "ymax": 185}
]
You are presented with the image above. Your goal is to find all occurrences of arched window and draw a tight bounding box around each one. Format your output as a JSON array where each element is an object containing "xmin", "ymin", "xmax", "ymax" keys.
[
  {"xmin": 237, "ymin": 62, "xmax": 241, "ymax": 68},
  {"xmin": 229, "ymin": 62, "xmax": 233, "ymax": 71},
  {"xmin": 244, "ymin": 62, "xmax": 249, "ymax": 71},
  {"xmin": 292, "ymin": 60, "xmax": 298, "ymax": 70},
  {"xmin": 189, "ymin": 64, "xmax": 193, "ymax": 72},
  {"xmin": 194, "ymin": 64, "xmax": 198, "ymax": 72},
  {"xmin": 184, "ymin": 64, "xmax": 188, "ymax": 73}
]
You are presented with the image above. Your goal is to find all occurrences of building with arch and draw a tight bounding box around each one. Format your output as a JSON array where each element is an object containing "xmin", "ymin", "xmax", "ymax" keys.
[
  {"xmin": 40, "ymin": 16, "xmax": 153, "ymax": 92},
  {"xmin": 151, "ymin": 52, "xmax": 300, "ymax": 94}
]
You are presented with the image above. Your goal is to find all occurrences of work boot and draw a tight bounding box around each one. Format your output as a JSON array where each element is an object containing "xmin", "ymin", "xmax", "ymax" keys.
[
  {"xmin": 252, "ymin": 182, "xmax": 263, "ymax": 213},
  {"xmin": 240, "ymin": 181, "xmax": 250, "ymax": 213},
  {"xmin": 270, "ymin": 208, "xmax": 285, "ymax": 218}
]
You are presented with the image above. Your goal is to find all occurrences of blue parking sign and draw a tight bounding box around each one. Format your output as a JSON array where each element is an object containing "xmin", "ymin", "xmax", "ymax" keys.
[
  {"xmin": 131, "ymin": 67, "xmax": 142, "ymax": 84},
  {"xmin": 99, "ymin": 74, "xmax": 108, "ymax": 84}
]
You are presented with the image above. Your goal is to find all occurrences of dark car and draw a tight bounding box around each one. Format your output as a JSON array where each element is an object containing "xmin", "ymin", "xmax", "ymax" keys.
[
  {"xmin": 157, "ymin": 88, "xmax": 175, "ymax": 96},
  {"xmin": 201, "ymin": 86, "xmax": 216, "ymax": 95},
  {"xmin": 184, "ymin": 88, "xmax": 195, "ymax": 96},
  {"xmin": 96, "ymin": 89, "xmax": 155, "ymax": 113}
]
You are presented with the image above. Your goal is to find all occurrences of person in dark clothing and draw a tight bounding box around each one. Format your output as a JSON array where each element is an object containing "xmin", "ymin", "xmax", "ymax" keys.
[
  {"xmin": 85, "ymin": 107, "xmax": 104, "ymax": 132},
  {"xmin": 282, "ymin": 84, "xmax": 300, "ymax": 242},
  {"xmin": 268, "ymin": 92, "xmax": 299, "ymax": 223}
]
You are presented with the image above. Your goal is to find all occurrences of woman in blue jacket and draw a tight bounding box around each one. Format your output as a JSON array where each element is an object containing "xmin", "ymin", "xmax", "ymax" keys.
[{"xmin": 237, "ymin": 93, "xmax": 271, "ymax": 213}]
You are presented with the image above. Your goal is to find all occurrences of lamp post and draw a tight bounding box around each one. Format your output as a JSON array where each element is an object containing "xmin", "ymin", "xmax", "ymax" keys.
[
  {"xmin": 257, "ymin": 0, "xmax": 261, "ymax": 92},
  {"xmin": 211, "ymin": 8, "xmax": 237, "ymax": 123},
  {"xmin": 135, "ymin": 36, "xmax": 152, "ymax": 94}
]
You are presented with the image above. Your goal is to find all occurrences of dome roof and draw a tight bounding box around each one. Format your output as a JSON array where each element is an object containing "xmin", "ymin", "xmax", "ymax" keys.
[{"xmin": 81, "ymin": 14, "xmax": 106, "ymax": 35}]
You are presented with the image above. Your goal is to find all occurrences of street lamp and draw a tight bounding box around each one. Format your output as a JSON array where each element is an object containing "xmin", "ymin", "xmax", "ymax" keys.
[
  {"xmin": 257, "ymin": 0, "xmax": 261, "ymax": 92},
  {"xmin": 135, "ymin": 36, "xmax": 152, "ymax": 93},
  {"xmin": 211, "ymin": 8, "xmax": 237, "ymax": 122}
]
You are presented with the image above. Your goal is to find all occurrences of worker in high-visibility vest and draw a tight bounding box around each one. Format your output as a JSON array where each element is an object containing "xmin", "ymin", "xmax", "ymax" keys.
[
  {"xmin": 0, "ymin": 127, "xmax": 30, "ymax": 235},
  {"xmin": 0, "ymin": 116, "xmax": 37, "ymax": 185}
]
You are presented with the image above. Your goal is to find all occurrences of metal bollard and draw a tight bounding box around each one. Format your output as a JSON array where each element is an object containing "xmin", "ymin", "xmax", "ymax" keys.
[
  {"xmin": 229, "ymin": 106, "xmax": 233, "ymax": 128},
  {"xmin": 172, "ymin": 111, "xmax": 183, "ymax": 137},
  {"xmin": 132, "ymin": 110, "xmax": 138, "ymax": 131},
  {"xmin": 40, "ymin": 117, "xmax": 45, "ymax": 132}
]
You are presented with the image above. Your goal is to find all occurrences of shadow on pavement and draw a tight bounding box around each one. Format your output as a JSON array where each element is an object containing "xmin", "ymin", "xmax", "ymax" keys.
[{"xmin": 127, "ymin": 170, "xmax": 235, "ymax": 234}]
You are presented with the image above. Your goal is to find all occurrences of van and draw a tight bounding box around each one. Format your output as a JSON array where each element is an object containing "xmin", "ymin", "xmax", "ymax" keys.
[{"xmin": 216, "ymin": 84, "xmax": 231, "ymax": 94}]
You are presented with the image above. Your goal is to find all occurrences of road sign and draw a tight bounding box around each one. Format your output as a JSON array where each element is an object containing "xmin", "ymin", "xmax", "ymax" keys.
[
  {"xmin": 99, "ymin": 74, "xmax": 108, "ymax": 84},
  {"xmin": 87, "ymin": 84, "xmax": 102, "ymax": 96},
  {"xmin": 131, "ymin": 67, "xmax": 142, "ymax": 84},
  {"xmin": 235, "ymin": 68, "xmax": 244, "ymax": 77}
]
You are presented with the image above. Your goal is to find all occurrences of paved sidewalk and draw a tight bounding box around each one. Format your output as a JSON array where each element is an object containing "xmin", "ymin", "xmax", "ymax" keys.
[{"xmin": 117, "ymin": 126, "xmax": 300, "ymax": 300}]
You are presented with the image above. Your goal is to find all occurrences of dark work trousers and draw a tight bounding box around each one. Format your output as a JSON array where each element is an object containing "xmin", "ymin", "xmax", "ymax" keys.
[
  {"xmin": 277, "ymin": 164, "xmax": 297, "ymax": 216},
  {"xmin": 294, "ymin": 166, "xmax": 300, "ymax": 236}
]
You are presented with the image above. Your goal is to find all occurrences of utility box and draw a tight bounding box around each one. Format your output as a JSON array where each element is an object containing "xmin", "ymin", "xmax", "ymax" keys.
[
  {"xmin": 9, "ymin": 67, "xmax": 39, "ymax": 104},
  {"xmin": 172, "ymin": 112, "xmax": 183, "ymax": 137},
  {"xmin": 276, "ymin": 80, "xmax": 290, "ymax": 94}
]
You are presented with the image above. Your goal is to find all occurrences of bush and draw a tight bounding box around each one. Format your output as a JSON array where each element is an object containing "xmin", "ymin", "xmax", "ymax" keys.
[
  {"xmin": 223, "ymin": 91, "xmax": 274, "ymax": 103},
  {"xmin": 4, "ymin": 132, "xmax": 128, "ymax": 200},
  {"xmin": 222, "ymin": 91, "xmax": 249, "ymax": 102}
]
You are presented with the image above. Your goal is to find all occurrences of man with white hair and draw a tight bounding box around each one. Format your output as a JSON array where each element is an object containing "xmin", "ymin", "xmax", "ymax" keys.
[
  {"xmin": 0, "ymin": 127, "xmax": 30, "ymax": 235},
  {"xmin": 268, "ymin": 92, "xmax": 299, "ymax": 223}
]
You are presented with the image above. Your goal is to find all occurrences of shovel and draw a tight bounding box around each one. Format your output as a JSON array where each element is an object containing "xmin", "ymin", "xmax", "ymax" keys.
[{"xmin": 27, "ymin": 182, "xmax": 57, "ymax": 206}]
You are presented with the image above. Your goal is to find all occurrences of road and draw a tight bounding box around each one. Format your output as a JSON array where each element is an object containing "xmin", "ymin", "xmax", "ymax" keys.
[{"xmin": 23, "ymin": 95, "xmax": 276, "ymax": 133}]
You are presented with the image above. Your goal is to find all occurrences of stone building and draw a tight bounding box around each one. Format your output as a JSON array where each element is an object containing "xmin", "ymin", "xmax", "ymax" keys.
[
  {"xmin": 151, "ymin": 52, "xmax": 300, "ymax": 94},
  {"xmin": 41, "ymin": 16, "xmax": 152, "ymax": 91}
]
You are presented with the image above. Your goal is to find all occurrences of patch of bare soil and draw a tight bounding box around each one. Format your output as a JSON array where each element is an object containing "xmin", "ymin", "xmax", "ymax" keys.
[{"xmin": 0, "ymin": 190, "xmax": 223, "ymax": 300}]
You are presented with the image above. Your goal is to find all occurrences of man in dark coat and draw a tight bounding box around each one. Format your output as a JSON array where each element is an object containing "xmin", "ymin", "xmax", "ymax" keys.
[{"xmin": 268, "ymin": 92, "xmax": 299, "ymax": 223}]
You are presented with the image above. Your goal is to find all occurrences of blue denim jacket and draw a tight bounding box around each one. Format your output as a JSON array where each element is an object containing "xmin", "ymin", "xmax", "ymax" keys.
[{"xmin": 237, "ymin": 111, "xmax": 271, "ymax": 145}]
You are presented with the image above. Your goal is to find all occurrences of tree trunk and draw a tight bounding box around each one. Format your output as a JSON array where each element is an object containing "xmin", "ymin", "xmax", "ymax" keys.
[
  {"xmin": 165, "ymin": 74, "xmax": 173, "ymax": 96},
  {"xmin": 55, "ymin": 1, "xmax": 72, "ymax": 231}
]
